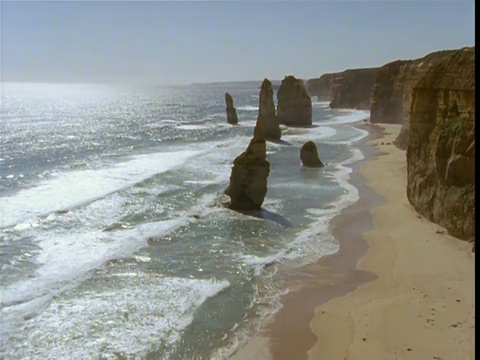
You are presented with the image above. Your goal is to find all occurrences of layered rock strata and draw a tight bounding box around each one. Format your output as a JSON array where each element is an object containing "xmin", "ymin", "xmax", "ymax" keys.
[
  {"xmin": 305, "ymin": 73, "xmax": 336, "ymax": 101},
  {"xmin": 406, "ymin": 47, "xmax": 475, "ymax": 242},
  {"xmin": 225, "ymin": 92, "xmax": 238, "ymax": 125},
  {"xmin": 328, "ymin": 68, "xmax": 379, "ymax": 110},
  {"xmin": 224, "ymin": 134, "xmax": 270, "ymax": 211},
  {"xmin": 369, "ymin": 50, "xmax": 456, "ymax": 149},
  {"xmin": 256, "ymin": 79, "xmax": 281, "ymax": 140},
  {"xmin": 300, "ymin": 141, "xmax": 324, "ymax": 168},
  {"xmin": 277, "ymin": 76, "xmax": 312, "ymax": 126}
]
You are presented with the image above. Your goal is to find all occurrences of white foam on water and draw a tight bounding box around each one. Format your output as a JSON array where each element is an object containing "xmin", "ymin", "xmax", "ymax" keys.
[
  {"xmin": 319, "ymin": 110, "xmax": 370, "ymax": 125},
  {"xmin": 322, "ymin": 126, "xmax": 369, "ymax": 145},
  {"xmin": 236, "ymin": 105, "xmax": 259, "ymax": 111},
  {"xmin": 282, "ymin": 125, "xmax": 337, "ymax": 143},
  {"xmin": 0, "ymin": 150, "xmax": 201, "ymax": 228},
  {"xmin": 312, "ymin": 101, "xmax": 331, "ymax": 108},
  {"xmin": 177, "ymin": 124, "xmax": 211, "ymax": 131},
  {"xmin": 1, "ymin": 274, "xmax": 230, "ymax": 359},
  {"xmin": 0, "ymin": 218, "xmax": 189, "ymax": 310},
  {"xmin": 239, "ymin": 253, "xmax": 285, "ymax": 276},
  {"xmin": 285, "ymin": 147, "xmax": 364, "ymax": 262}
]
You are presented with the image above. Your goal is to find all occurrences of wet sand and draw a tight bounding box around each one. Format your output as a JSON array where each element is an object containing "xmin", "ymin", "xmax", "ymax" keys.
[{"xmin": 230, "ymin": 124, "xmax": 475, "ymax": 360}]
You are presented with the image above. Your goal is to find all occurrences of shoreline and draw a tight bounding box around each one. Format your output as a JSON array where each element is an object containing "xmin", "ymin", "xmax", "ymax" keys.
[
  {"xmin": 308, "ymin": 124, "xmax": 475, "ymax": 360},
  {"xmin": 230, "ymin": 122, "xmax": 386, "ymax": 359},
  {"xmin": 230, "ymin": 124, "xmax": 475, "ymax": 360}
]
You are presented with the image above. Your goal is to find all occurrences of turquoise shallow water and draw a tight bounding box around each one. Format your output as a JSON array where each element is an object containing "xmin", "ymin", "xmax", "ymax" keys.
[{"xmin": 0, "ymin": 82, "xmax": 370, "ymax": 359}]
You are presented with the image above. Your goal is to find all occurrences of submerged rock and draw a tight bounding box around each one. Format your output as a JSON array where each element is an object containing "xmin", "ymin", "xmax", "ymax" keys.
[
  {"xmin": 255, "ymin": 78, "xmax": 281, "ymax": 140},
  {"xmin": 224, "ymin": 135, "xmax": 270, "ymax": 211},
  {"xmin": 300, "ymin": 141, "xmax": 324, "ymax": 168},
  {"xmin": 277, "ymin": 75, "xmax": 312, "ymax": 126},
  {"xmin": 225, "ymin": 92, "xmax": 238, "ymax": 125}
]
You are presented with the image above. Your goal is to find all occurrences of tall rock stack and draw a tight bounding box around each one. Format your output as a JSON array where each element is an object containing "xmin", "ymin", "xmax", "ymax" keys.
[
  {"xmin": 277, "ymin": 75, "xmax": 312, "ymax": 126},
  {"xmin": 225, "ymin": 92, "xmax": 238, "ymax": 125},
  {"xmin": 224, "ymin": 134, "xmax": 270, "ymax": 211},
  {"xmin": 256, "ymin": 78, "xmax": 281, "ymax": 140},
  {"xmin": 406, "ymin": 47, "xmax": 475, "ymax": 242}
]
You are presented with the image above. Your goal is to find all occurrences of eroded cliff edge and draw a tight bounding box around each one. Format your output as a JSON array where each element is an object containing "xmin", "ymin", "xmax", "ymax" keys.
[
  {"xmin": 406, "ymin": 47, "xmax": 475, "ymax": 242},
  {"xmin": 306, "ymin": 68, "xmax": 378, "ymax": 110},
  {"xmin": 370, "ymin": 50, "xmax": 456, "ymax": 148}
]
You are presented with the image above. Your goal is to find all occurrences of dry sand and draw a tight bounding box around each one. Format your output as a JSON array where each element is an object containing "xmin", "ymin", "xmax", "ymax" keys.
[
  {"xmin": 308, "ymin": 124, "xmax": 475, "ymax": 360},
  {"xmin": 231, "ymin": 124, "xmax": 475, "ymax": 360}
]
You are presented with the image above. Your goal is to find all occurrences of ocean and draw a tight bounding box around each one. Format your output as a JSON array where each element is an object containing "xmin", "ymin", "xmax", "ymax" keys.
[{"xmin": 0, "ymin": 82, "xmax": 370, "ymax": 359}]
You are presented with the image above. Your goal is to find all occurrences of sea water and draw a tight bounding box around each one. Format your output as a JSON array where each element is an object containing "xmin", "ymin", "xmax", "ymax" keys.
[{"xmin": 0, "ymin": 82, "xmax": 369, "ymax": 359}]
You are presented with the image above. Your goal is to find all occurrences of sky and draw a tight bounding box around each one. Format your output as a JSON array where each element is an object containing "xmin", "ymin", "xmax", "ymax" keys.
[{"xmin": 1, "ymin": 1, "xmax": 475, "ymax": 85}]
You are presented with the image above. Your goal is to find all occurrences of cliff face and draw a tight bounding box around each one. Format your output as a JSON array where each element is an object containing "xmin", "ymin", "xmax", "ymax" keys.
[
  {"xmin": 370, "ymin": 60, "xmax": 413, "ymax": 125},
  {"xmin": 305, "ymin": 73, "xmax": 336, "ymax": 101},
  {"xmin": 277, "ymin": 76, "xmax": 312, "ymax": 126},
  {"xmin": 406, "ymin": 47, "xmax": 475, "ymax": 242},
  {"xmin": 370, "ymin": 50, "xmax": 456, "ymax": 149},
  {"xmin": 329, "ymin": 68, "xmax": 379, "ymax": 110}
]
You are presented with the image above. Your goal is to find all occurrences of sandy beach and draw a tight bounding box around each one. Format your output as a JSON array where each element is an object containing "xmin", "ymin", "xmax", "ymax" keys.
[{"xmin": 231, "ymin": 124, "xmax": 475, "ymax": 360}]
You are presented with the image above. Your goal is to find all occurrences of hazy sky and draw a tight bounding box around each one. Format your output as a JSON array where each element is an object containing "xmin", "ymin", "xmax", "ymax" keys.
[{"xmin": 1, "ymin": 1, "xmax": 475, "ymax": 85}]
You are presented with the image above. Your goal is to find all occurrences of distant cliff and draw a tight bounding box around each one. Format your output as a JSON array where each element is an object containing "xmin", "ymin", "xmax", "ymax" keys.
[
  {"xmin": 306, "ymin": 68, "xmax": 378, "ymax": 109},
  {"xmin": 329, "ymin": 68, "xmax": 379, "ymax": 110},
  {"xmin": 370, "ymin": 50, "xmax": 456, "ymax": 149},
  {"xmin": 305, "ymin": 73, "xmax": 337, "ymax": 101},
  {"xmin": 406, "ymin": 47, "xmax": 475, "ymax": 242}
]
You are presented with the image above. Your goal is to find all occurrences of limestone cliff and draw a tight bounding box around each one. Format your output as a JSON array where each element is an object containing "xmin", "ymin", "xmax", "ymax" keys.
[
  {"xmin": 256, "ymin": 79, "xmax": 281, "ymax": 140},
  {"xmin": 369, "ymin": 50, "xmax": 456, "ymax": 149},
  {"xmin": 305, "ymin": 73, "xmax": 336, "ymax": 101},
  {"xmin": 277, "ymin": 75, "xmax": 312, "ymax": 126},
  {"xmin": 329, "ymin": 68, "xmax": 379, "ymax": 110},
  {"xmin": 406, "ymin": 47, "xmax": 475, "ymax": 242},
  {"xmin": 225, "ymin": 135, "xmax": 270, "ymax": 211}
]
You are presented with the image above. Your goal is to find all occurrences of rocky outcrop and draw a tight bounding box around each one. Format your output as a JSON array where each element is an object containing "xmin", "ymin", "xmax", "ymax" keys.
[
  {"xmin": 225, "ymin": 92, "xmax": 238, "ymax": 125},
  {"xmin": 369, "ymin": 50, "xmax": 456, "ymax": 149},
  {"xmin": 258, "ymin": 84, "xmax": 280, "ymax": 91},
  {"xmin": 224, "ymin": 135, "xmax": 270, "ymax": 211},
  {"xmin": 329, "ymin": 68, "xmax": 379, "ymax": 110},
  {"xmin": 277, "ymin": 76, "xmax": 312, "ymax": 126},
  {"xmin": 300, "ymin": 141, "xmax": 324, "ymax": 168},
  {"xmin": 256, "ymin": 79, "xmax": 281, "ymax": 141},
  {"xmin": 305, "ymin": 73, "xmax": 337, "ymax": 101},
  {"xmin": 406, "ymin": 47, "xmax": 475, "ymax": 242}
]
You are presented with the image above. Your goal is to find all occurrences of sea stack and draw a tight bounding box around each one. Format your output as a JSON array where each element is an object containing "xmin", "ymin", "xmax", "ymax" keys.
[
  {"xmin": 277, "ymin": 75, "xmax": 312, "ymax": 126},
  {"xmin": 224, "ymin": 134, "xmax": 270, "ymax": 211},
  {"xmin": 255, "ymin": 78, "xmax": 281, "ymax": 141},
  {"xmin": 225, "ymin": 92, "xmax": 238, "ymax": 125},
  {"xmin": 300, "ymin": 141, "xmax": 324, "ymax": 168}
]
